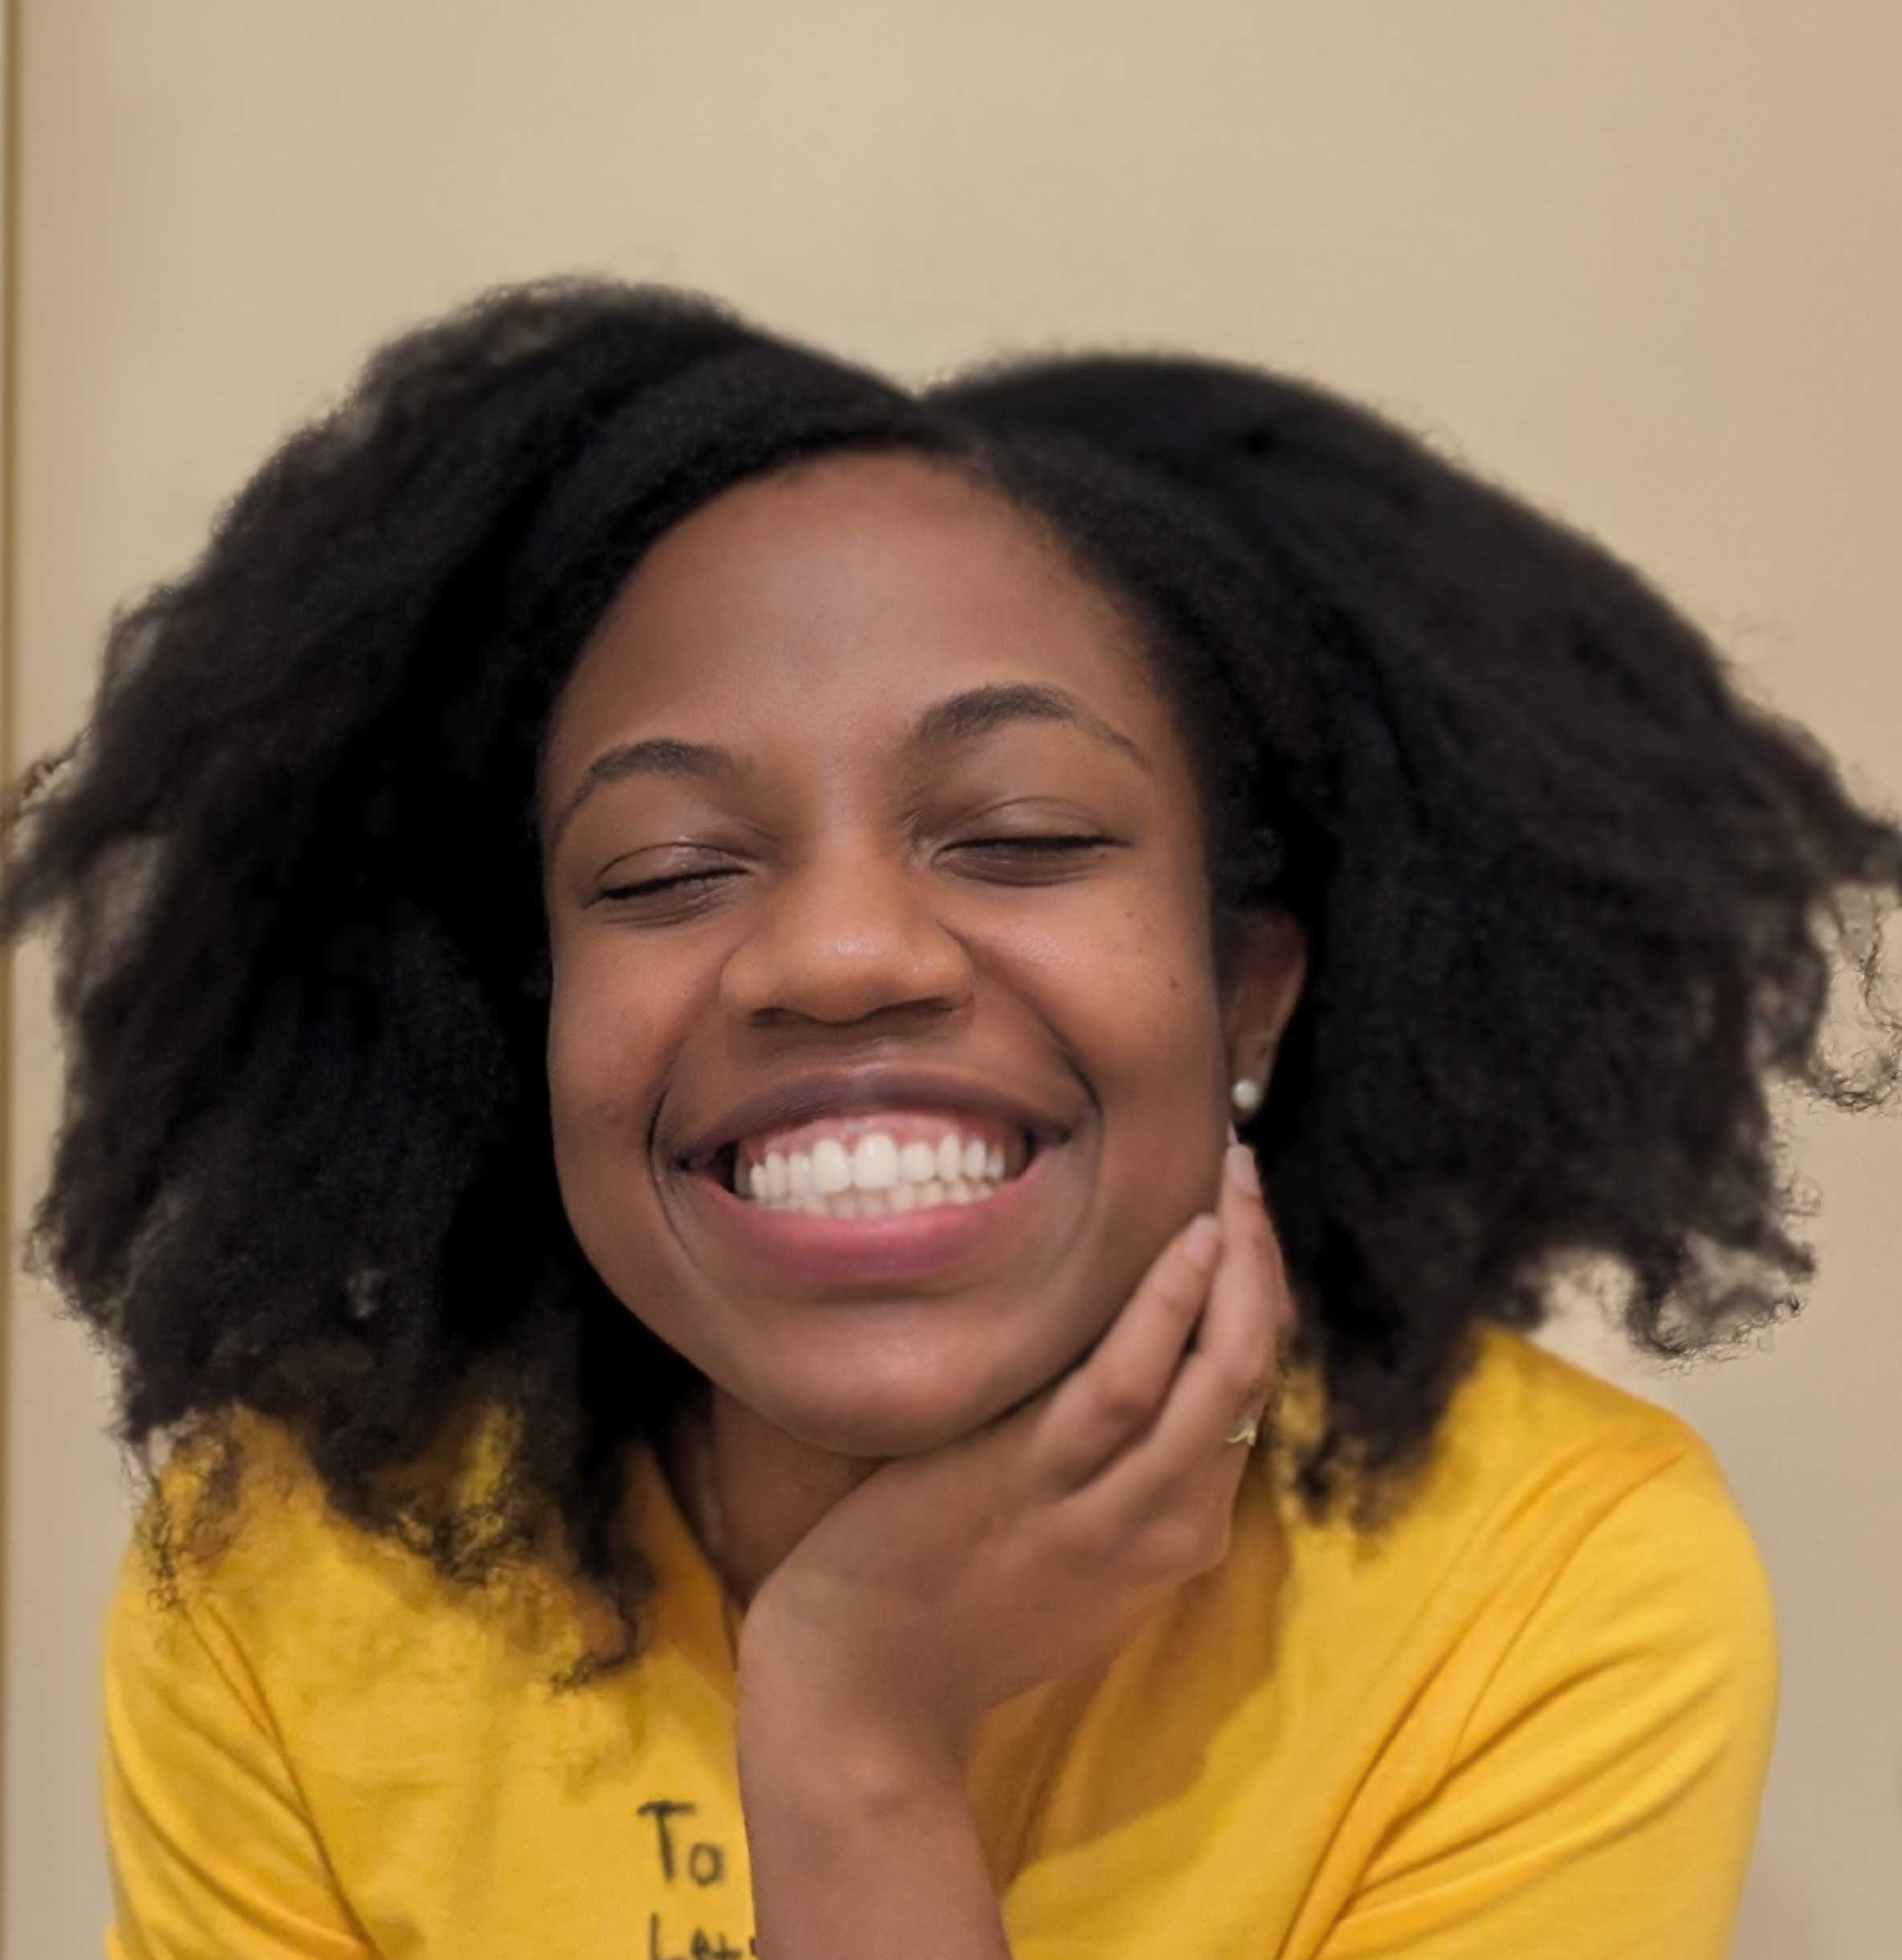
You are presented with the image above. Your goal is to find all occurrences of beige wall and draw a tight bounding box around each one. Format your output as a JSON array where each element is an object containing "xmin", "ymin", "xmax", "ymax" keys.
[{"xmin": 6, "ymin": 3, "xmax": 1900, "ymax": 1954}]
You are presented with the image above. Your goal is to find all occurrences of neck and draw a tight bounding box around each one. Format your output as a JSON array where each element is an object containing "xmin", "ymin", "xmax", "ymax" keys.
[{"xmin": 665, "ymin": 1385, "xmax": 885, "ymax": 1610}]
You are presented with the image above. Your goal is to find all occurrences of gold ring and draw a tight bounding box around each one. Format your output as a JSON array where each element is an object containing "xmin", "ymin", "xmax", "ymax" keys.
[{"xmin": 1224, "ymin": 1409, "xmax": 1262, "ymax": 1448}]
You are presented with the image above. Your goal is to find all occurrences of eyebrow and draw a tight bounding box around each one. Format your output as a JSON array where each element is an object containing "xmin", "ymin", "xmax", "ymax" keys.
[{"xmin": 547, "ymin": 682, "xmax": 1152, "ymax": 851}]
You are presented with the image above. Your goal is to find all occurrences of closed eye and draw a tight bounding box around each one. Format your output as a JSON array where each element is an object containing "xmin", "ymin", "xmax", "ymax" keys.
[
  {"xmin": 962, "ymin": 835, "xmax": 1112, "ymax": 857},
  {"xmin": 955, "ymin": 835, "xmax": 1121, "ymax": 878},
  {"xmin": 597, "ymin": 870, "xmax": 737, "ymax": 901},
  {"xmin": 595, "ymin": 836, "xmax": 1116, "ymax": 904}
]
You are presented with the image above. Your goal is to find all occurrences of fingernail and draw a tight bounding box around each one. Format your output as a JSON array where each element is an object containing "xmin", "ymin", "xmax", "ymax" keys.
[
  {"xmin": 1225, "ymin": 1141, "xmax": 1261, "ymax": 1196},
  {"xmin": 1184, "ymin": 1213, "xmax": 1223, "ymax": 1269}
]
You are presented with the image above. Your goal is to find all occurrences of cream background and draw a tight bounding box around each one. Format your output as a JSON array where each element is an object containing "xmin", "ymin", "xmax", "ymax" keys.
[{"xmin": 5, "ymin": 3, "xmax": 1899, "ymax": 1954}]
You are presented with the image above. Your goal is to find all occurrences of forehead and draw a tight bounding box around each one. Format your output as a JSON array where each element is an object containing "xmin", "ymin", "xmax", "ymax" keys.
[{"xmin": 540, "ymin": 452, "xmax": 1171, "ymax": 791}]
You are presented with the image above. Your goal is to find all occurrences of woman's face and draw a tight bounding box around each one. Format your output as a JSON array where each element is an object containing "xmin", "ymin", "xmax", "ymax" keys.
[{"xmin": 539, "ymin": 452, "xmax": 1301, "ymax": 1457}]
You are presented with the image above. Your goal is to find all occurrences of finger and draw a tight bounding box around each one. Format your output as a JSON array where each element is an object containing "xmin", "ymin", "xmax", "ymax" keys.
[
  {"xmin": 1029, "ymin": 1207, "xmax": 1224, "ymax": 1491},
  {"xmin": 1192, "ymin": 1138, "xmax": 1295, "ymax": 1359},
  {"xmin": 1089, "ymin": 1141, "xmax": 1291, "ymax": 1514}
]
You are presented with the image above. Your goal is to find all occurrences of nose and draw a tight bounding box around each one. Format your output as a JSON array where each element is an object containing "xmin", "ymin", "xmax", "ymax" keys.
[{"xmin": 716, "ymin": 840, "xmax": 976, "ymax": 1029}]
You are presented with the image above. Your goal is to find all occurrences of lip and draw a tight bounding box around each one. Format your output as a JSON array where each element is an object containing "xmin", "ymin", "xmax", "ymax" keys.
[
  {"xmin": 679, "ymin": 1135, "xmax": 1065, "ymax": 1290},
  {"xmin": 674, "ymin": 1064, "xmax": 1072, "ymax": 1170}
]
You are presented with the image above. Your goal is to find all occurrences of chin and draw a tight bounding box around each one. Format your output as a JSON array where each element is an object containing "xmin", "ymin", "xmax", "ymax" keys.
[
  {"xmin": 753, "ymin": 1355, "xmax": 1041, "ymax": 1461},
  {"xmin": 768, "ymin": 1397, "xmax": 984, "ymax": 1462}
]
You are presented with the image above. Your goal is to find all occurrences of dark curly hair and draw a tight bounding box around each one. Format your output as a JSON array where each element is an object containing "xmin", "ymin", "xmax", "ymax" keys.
[{"xmin": 6, "ymin": 276, "xmax": 1899, "ymax": 1679}]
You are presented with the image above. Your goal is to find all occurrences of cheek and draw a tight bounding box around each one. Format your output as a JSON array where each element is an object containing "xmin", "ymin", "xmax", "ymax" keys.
[
  {"xmin": 1068, "ymin": 896, "xmax": 1223, "ymax": 1098},
  {"xmin": 1074, "ymin": 906, "xmax": 1228, "ymax": 1247},
  {"xmin": 544, "ymin": 959, "xmax": 690, "ymax": 1326},
  {"xmin": 544, "ymin": 949, "xmax": 669, "ymax": 1187}
]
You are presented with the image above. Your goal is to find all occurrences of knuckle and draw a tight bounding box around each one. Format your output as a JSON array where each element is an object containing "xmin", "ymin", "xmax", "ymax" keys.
[
  {"xmin": 1070, "ymin": 1506, "xmax": 1126, "ymax": 1565},
  {"xmin": 1135, "ymin": 1519, "xmax": 1187, "ymax": 1577},
  {"xmin": 1151, "ymin": 1510, "xmax": 1228, "ymax": 1576},
  {"xmin": 1161, "ymin": 1264, "xmax": 1212, "ymax": 1320},
  {"xmin": 1086, "ymin": 1368, "xmax": 1159, "ymax": 1430}
]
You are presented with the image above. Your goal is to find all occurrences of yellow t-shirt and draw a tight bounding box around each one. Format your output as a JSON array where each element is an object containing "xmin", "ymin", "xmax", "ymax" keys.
[{"xmin": 101, "ymin": 1325, "xmax": 1776, "ymax": 1958}]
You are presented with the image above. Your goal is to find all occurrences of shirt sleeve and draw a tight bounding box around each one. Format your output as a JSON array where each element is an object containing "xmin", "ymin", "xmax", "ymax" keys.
[
  {"xmin": 1316, "ymin": 1441, "xmax": 1778, "ymax": 1960},
  {"xmin": 100, "ymin": 1530, "xmax": 373, "ymax": 1960}
]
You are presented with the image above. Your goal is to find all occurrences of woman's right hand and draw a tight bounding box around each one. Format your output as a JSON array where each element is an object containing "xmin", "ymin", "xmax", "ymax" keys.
[{"xmin": 735, "ymin": 1128, "xmax": 1294, "ymax": 1777}]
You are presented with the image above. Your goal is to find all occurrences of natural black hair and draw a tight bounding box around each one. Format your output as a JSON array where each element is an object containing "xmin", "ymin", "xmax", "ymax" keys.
[{"xmin": 6, "ymin": 276, "xmax": 1899, "ymax": 1678}]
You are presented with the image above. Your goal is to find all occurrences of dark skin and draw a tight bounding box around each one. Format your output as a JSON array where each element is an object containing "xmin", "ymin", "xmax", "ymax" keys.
[{"xmin": 537, "ymin": 453, "xmax": 1305, "ymax": 1954}]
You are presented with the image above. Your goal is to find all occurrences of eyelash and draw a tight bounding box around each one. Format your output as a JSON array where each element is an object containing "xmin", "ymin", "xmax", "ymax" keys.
[{"xmin": 597, "ymin": 836, "xmax": 1113, "ymax": 903}]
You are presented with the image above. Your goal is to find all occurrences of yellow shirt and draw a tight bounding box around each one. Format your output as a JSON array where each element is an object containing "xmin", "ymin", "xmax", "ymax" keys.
[{"xmin": 101, "ymin": 1325, "xmax": 1776, "ymax": 1958}]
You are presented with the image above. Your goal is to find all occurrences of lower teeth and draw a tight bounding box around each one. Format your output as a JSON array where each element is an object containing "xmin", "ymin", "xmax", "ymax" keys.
[{"xmin": 746, "ymin": 1179, "xmax": 1001, "ymax": 1216}]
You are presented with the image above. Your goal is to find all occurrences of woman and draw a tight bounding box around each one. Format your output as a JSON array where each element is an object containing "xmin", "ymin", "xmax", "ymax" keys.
[{"xmin": 7, "ymin": 279, "xmax": 1897, "ymax": 1958}]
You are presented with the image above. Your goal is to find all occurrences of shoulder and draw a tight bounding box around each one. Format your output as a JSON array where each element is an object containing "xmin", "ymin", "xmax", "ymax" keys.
[
  {"xmin": 1434, "ymin": 1318, "xmax": 1710, "ymax": 1482},
  {"xmin": 1322, "ymin": 1335, "xmax": 1779, "ymax": 1946},
  {"xmin": 1263, "ymin": 1322, "xmax": 1776, "ymax": 1769},
  {"xmin": 1346, "ymin": 1320, "xmax": 1749, "ymax": 1559},
  {"xmin": 1444, "ymin": 1326, "xmax": 1777, "ymax": 1705},
  {"xmin": 116, "ymin": 1406, "xmax": 412, "ymax": 1612},
  {"xmin": 104, "ymin": 1402, "xmax": 590, "ymax": 1703}
]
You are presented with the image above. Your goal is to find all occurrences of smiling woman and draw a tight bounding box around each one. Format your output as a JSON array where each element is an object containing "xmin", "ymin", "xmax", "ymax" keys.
[
  {"xmin": 3, "ymin": 279, "xmax": 1898, "ymax": 1960},
  {"xmin": 539, "ymin": 454, "xmax": 1281, "ymax": 1503}
]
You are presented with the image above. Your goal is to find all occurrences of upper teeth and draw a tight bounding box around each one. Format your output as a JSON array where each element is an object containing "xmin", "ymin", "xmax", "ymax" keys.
[{"xmin": 743, "ymin": 1130, "xmax": 1008, "ymax": 1201}]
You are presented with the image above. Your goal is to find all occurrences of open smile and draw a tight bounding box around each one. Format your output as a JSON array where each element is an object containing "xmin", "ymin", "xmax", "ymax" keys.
[{"xmin": 679, "ymin": 1132, "xmax": 1066, "ymax": 1291}]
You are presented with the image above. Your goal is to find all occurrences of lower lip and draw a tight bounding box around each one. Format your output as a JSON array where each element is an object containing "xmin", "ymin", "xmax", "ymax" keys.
[{"xmin": 681, "ymin": 1142, "xmax": 1063, "ymax": 1289}]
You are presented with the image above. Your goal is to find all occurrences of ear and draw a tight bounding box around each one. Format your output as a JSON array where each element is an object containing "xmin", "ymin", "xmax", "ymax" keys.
[{"xmin": 1220, "ymin": 908, "xmax": 1307, "ymax": 1089}]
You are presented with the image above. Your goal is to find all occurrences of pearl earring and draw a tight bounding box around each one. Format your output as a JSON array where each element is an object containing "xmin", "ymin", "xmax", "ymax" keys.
[{"xmin": 1231, "ymin": 1077, "xmax": 1263, "ymax": 1117}]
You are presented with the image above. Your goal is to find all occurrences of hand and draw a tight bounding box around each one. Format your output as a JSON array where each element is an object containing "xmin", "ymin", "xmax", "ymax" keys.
[{"xmin": 735, "ymin": 1132, "xmax": 1294, "ymax": 1779}]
